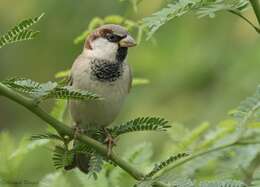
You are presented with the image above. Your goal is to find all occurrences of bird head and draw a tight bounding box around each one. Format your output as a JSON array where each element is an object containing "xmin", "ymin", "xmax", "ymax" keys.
[{"xmin": 84, "ymin": 24, "xmax": 136, "ymax": 62}]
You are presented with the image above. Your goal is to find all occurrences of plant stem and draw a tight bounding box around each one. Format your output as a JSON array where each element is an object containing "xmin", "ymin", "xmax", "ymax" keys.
[
  {"xmin": 158, "ymin": 140, "xmax": 260, "ymax": 177},
  {"xmin": 250, "ymin": 0, "xmax": 260, "ymax": 25},
  {"xmin": 0, "ymin": 82, "xmax": 145, "ymax": 181},
  {"xmin": 229, "ymin": 10, "xmax": 260, "ymax": 33}
]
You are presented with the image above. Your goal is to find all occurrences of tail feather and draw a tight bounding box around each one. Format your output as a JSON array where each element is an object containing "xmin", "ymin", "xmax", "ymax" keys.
[{"xmin": 75, "ymin": 153, "xmax": 91, "ymax": 174}]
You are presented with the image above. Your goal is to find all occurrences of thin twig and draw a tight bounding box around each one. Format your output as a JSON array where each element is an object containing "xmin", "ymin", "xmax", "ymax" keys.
[
  {"xmin": 250, "ymin": 0, "xmax": 260, "ymax": 26},
  {"xmin": 229, "ymin": 10, "xmax": 260, "ymax": 33},
  {"xmin": 157, "ymin": 140, "xmax": 260, "ymax": 178}
]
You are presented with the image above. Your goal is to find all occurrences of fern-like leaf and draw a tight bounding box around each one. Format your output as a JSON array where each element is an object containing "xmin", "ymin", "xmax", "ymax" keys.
[
  {"xmin": 142, "ymin": 0, "xmax": 249, "ymax": 39},
  {"xmin": 142, "ymin": 0, "xmax": 198, "ymax": 40},
  {"xmin": 73, "ymin": 141, "xmax": 95, "ymax": 155},
  {"xmin": 47, "ymin": 86, "xmax": 101, "ymax": 101},
  {"xmin": 2, "ymin": 77, "xmax": 100, "ymax": 101},
  {"xmin": 2, "ymin": 77, "xmax": 41, "ymax": 94},
  {"xmin": 197, "ymin": 0, "xmax": 248, "ymax": 18},
  {"xmin": 231, "ymin": 85, "xmax": 260, "ymax": 136},
  {"xmin": 146, "ymin": 153, "xmax": 189, "ymax": 177},
  {"xmin": 0, "ymin": 30, "xmax": 39, "ymax": 48},
  {"xmin": 199, "ymin": 179, "xmax": 246, "ymax": 187},
  {"xmin": 52, "ymin": 146, "xmax": 74, "ymax": 169},
  {"xmin": 0, "ymin": 13, "xmax": 44, "ymax": 48},
  {"xmin": 70, "ymin": 142, "xmax": 104, "ymax": 179},
  {"xmin": 2, "ymin": 77, "xmax": 57, "ymax": 97},
  {"xmin": 110, "ymin": 117, "xmax": 170, "ymax": 137},
  {"xmin": 30, "ymin": 133, "xmax": 63, "ymax": 141}
]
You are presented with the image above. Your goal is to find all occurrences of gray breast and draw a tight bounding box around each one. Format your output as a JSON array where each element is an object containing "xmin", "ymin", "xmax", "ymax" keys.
[{"xmin": 90, "ymin": 58, "xmax": 124, "ymax": 82}]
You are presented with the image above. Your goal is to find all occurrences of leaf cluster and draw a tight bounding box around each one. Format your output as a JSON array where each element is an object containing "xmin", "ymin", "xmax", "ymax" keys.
[
  {"xmin": 142, "ymin": 0, "xmax": 249, "ymax": 39},
  {"xmin": 2, "ymin": 77, "xmax": 100, "ymax": 101},
  {"xmin": 0, "ymin": 13, "xmax": 44, "ymax": 48}
]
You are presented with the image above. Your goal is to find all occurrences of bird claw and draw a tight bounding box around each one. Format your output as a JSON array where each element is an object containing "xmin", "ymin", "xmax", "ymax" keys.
[
  {"xmin": 73, "ymin": 124, "xmax": 86, "ymax": 139},
  {"xmin": 103, "ymin": 128, "xmax": 117, "ymax": 157}
]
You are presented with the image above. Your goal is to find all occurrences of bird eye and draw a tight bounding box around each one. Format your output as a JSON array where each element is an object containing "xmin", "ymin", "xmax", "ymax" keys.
[{"xmin": 105, "ymin": 33, "xmax": 121, "ymax": 42}]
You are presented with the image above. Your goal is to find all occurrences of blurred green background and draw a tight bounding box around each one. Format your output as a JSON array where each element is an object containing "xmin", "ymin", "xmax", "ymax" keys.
[{"xmin": 0, "ymin": 0, "xmax": 260, "ymax": 186}]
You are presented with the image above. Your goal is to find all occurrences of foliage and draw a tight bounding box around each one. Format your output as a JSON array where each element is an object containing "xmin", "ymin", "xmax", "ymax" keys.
[
  {"xmin": 231, "ymin": 85, "xmax": 260, "ymax": 138},
  {"xmin": 52, "ymin": 145, "xmax": 74, "ymax": 169},
  {"xmin": 0, "ymin": 13, "xmax": 44, "ymax": 48},
  {"xmin": 30, "ymin": 133, "xmax": 64, "ymax": 141},
  {"xmin": 110, "ymin": 117, "xmax": 171, "ymax": 137},
  {"xmin": 38, "ymin": 79, "xmax": 260, "ymax": 186},
  {"xmin": 1, "ymin": 2, "xmax": 260, "ymax": 186},
  {"xmin": 2, "ymin": 77, "xmax": 100, "ymax": 101},
  {"xmin": 142, "ymin": 0, "xmax": 250, "ymax": 39},
  {"xmin": 146, "ymin": 153, "xmax": 189, "ymax": 178}
]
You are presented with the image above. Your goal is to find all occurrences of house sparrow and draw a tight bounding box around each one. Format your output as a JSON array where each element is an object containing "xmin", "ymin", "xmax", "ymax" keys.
[{"xmin": 68, "ymin": 24, "xmax": 136, "ymax": 173}]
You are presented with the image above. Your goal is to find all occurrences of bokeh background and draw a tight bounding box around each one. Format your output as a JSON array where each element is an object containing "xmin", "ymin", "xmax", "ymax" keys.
[{"xmin": 0, "ymin": 0, "xmax": 260, "ymax": 186}]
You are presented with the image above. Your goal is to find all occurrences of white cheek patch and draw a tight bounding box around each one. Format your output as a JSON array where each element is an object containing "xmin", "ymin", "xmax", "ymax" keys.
[{"xmin": 87, "ymin": 38, "xmax": 119, "ymax": 60}]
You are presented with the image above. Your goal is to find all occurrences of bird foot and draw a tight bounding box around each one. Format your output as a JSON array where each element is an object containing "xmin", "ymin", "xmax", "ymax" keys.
[
  {"xmin": 103, "ymin": 128, "xmax": 117, "ymax": 157},
  {"xmin": 73, "ymin": 124, "xmax": 86, "ymax": 139}
]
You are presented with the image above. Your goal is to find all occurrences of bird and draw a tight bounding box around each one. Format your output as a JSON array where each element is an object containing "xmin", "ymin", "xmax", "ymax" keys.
[{"xmin": 67, "ymin": 24, "xmax": 136, "ymax": 173}]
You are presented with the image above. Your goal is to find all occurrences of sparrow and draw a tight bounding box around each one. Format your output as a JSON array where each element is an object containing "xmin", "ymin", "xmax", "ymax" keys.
[{"xmin": 67, "ymin": 24, "xmax": 136, "ymax": 173}]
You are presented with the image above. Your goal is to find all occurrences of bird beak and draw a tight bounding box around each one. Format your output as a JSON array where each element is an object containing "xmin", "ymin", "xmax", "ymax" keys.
[{"xmin": 119, "ymin": 35, "xmax": 137, "ymax": 47}]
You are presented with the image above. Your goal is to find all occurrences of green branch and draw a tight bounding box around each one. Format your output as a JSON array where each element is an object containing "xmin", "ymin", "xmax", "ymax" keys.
[
  {"xmin": 0, "ymin": 82, "xmax": 145, "ymax": 181},
  {"xmin": 250, "ymin": 0, "xmax": 260, "ymax": 26}
]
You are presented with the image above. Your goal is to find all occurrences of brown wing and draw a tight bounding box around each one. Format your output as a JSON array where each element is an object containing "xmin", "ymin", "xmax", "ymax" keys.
[{"xmin": 68, "ymin": 74, "xmax": 73, "ymax": 86}]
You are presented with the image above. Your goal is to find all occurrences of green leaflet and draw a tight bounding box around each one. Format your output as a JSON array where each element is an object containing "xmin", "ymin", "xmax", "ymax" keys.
[
  {"xmin": 197, "ymin": 0, "xmax": 248, "ymax": 18},
  {"xmin": 110, "ymin": 117, "xmax": 171, "ymax": 137},
  {"xmin": 30, "ymin": 133, "xmax": 63, "ymax": 142},
  {"xmin": 49, "ymin": 86, "xmax": 100, "ymax": 100},
  {"xmin": 142, "ymin": 0, "xmax": 198, "ymax": 40},
  {"xmin": 52, "ymin": 145, "xmax": 74, "ymax": 169},
  {"xmin": 0, "ymin": 13, "xmax": 44, "ymax": 48},
  {"xmin": 146, "ymin": 153, "xmax": 189, "ymax": 178}
]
